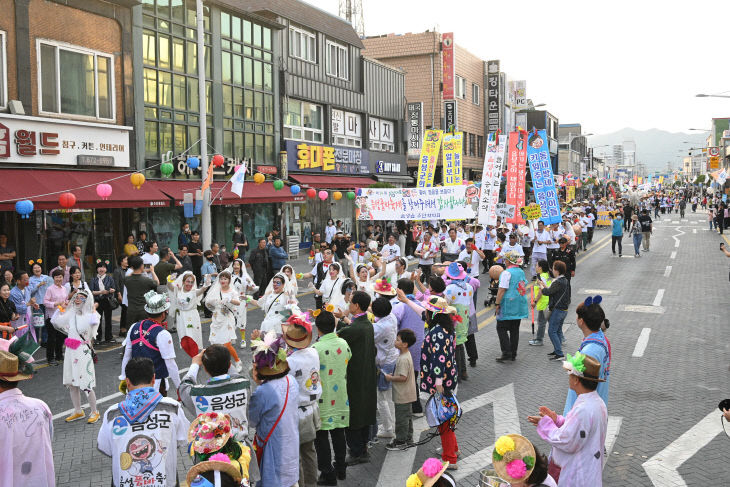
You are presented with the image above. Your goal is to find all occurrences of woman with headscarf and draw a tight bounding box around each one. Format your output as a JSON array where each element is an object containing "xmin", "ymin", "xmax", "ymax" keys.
[
  {"xmin": 227, "ymin": 258, "xmax": 259, "ymax": 347},
  {"xmin": 205, "ymin": 271, "xmax": 243, "ymax": 369},
  {"xmin": 250, "ymin": 272, "xmax": 296, "ymax": 335},
  {"xmin": 262, "ymin": 263, "xmax": 298, "ymax": 305},
  {"xmin": 312, "ymin": 262, "xmax": 345, "ymax": 311},
  {"xmin": 346, "ymin": 257, "xmax": 380, "ymax": 299},
  {"xmin": 51, "ymin": 288, "xmax": 101, "ymax": 424},
  {"xmin": 167, "ymin": 270, "xmax": 209, "ymax": 350}
]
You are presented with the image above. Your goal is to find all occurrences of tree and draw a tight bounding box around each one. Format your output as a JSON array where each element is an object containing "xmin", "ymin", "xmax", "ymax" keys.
[
  {"xmin": 693, "ymin": 174, "xmax": 706, "ymax": 185},
  {"xmin": 368, "ymin": 182, "xmax": 395, "ymax": 189}
]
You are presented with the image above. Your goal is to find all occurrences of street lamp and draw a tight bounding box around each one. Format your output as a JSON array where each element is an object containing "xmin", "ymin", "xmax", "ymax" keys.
[{"xmin": 695, "ymin": 94, "xmax": 730, "ymax": 98}]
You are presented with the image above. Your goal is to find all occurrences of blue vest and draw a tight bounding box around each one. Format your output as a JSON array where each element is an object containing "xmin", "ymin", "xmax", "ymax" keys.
[
  {"xmin": 500, "ymin": 267, "xmax": 529, "ymax": 320},
  {"xmin": 130, "ymin": 319, "xmax": 168, "ymax": 379}
]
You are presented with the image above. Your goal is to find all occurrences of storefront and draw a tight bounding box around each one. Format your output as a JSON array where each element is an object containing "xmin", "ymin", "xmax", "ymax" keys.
[{"xmin": 371, "ymin": 152, "xmax": 410, "ymax": 186}]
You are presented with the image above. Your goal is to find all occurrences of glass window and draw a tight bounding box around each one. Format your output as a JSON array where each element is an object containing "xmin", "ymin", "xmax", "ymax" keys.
[
  {"xmin": 255, "ymin": 133, "xmax": 264, "ymax": 161},
  {"xmin": 172, "ymin": 74, "xmax": 185, "ymax": 110},
  {"xmin": 232, "ymin": 54, "xmax": 242, "ymax": 84},
  {"xmin": 265, "ymin": 135, "xmax": 274, "ymax": 163},
  {"xmin": 245, "ymin": 133, "xmax": 254, "ymax": 160},
  {"xmin": 253, "ymin": 24, "xmax": 262, "ymax": 47},
  {"xmin": 264, "ymin": 94, "xmax": 273, "ymax": 123},
  {"xmin": 263, "ymin": 27, "xmax": 271, "ymax": 50},
  {"xmin": 254, "ymin": 92, "xmax": 263, "ymax": 122},
  {"xmin": 253, "ymin": 60, "xmax": 262, "ymax": 89},
  {"xmin": 145, "ymin": 120, "xmax": 158, "ymax": 156},
  {"xmin": 326, "ymin": 40, "xmax": 348, "ymax": 79},
  {"xmin": 143, "ymin": 31, "xmax": 156, "ymax": 66},
  {"xmin": 185, "ymin": 41, "xmax": 196, "ymax": 74},
  {"xmin": 472, "ymin": 83, "xmax": 480, "ymax": 105},
  {"xmin": 159, "ymin": 122, "xmax": 173, "ymax": 153},
  {"xmin": 244, "ymin": 90, "xmax": 253, "ymax": 119},
  {"xmin": 232, "ymin": 16, "xmax": 241, "ymax": 41},
  {"xmin": 234, "ymin": 131, "xmax": 244, "ymax": 158},
  {"xmin": 221, "ymin": 11, "xmax": 231, "ymax": 38},
  {"xmin": 222, "ymin": 51, "xmax": 231, "ymax": 83},
  {"xmin": 187, "ymin": 76, "xmax": 198, "ymax": 110},
  {"xmin": 143, "ymin": 68, "xmax": 157, "ymax": 104},
  {"xmin": 284, "ymin": 99, "xmax": 323, "ymax": 142},
  {"xmin": 158, "ymin": 71, "xmax": 172, "ymax": 107},
  {"xmin": 263, "ymin": 63, "xmax": 272, "ymax": 91},
  {"xmin": 243, "ymin": 20, "xmax": 252, "ymax": 44},
  {"xmin": 455, "ymin": 75, "xmax": 466, "ymax": 99},
  {"xmin": 234, "ymin": 87, "xmax": 243, "ymax": 118},
  {"xmin": 158, "ymin": 34, "xmax": 170, "ymax": 69},
  {"xmin": 172, "ymin": 38, "xmax": 185, "ymax": 72},
  {"xmin": 223, "ymin": 85, "xmax": 233, "ymax": 117},
  {"xmin": 243, "ymin": 57, "xmax": 252, "ymax": 87},
  {"xmin": 39, "ymin": 42, "xmax": 115, "ymax": 120},
  {"xmin": 174, "ymin": 122, "xmax": 187, "ymax": 152},
  {"xmin": 224, "ymin": 130, "xmax": 233, "ymax": 157},
  {"xmin": 171, "ymin": 0, "xmax": 185, "ymax": 23},
  {"xmin": 289, "ymin": 26, "xmax": 316, "ymax": 62}
]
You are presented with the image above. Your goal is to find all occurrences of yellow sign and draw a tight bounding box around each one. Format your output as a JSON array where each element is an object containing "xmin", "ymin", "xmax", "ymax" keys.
[
  {"xmin": 416, "ymin": 129, "xmax": 444, "ymax": 187},
  {"xmin": 659, "ymin": 176, "xmax": 664, "ymax": 184},
  {"xmin": 638, "ymin": 177, "xmax": 643, "ymax": 184},
  {"xmin": 596, "ymin": 211, "xmax": 612, "ymax": 226},
  {"xmin": 520, "ymin": 203, "xmax": 542, "ymax": 220},
  {"xmin": 442, "ymin": 132, "xmax": 463, "ymax": 185},
  {"xmin": 296, "ymin": 144, "xmax": 336, "ymax": 171},
  {"xmin": 710, "ymin": 156, "xmax": 720, "ymax": 169},
  {"xmin": 566, "ymin": 185, "xmax": 575, "ymax": 203}
]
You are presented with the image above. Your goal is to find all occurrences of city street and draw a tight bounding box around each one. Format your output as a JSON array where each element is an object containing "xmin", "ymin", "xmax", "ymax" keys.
[{"xmin": 22, "ymin": 211, "xmax": 729, "ymax": 487}]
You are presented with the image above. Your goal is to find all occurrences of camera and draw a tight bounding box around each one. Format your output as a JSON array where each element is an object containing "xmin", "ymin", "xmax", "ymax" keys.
[{"xmin": 718, "ymin": 399, "xmax": 730, "ymax": 412}]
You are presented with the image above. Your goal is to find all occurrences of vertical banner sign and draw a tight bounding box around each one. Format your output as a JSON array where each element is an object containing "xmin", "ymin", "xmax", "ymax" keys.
[
  {"xmin": 526, "ymin": 130, "xmax": 562, "ymax": 224},
  {"xmin": 442, "ymin": 33, "xmax": 455, "ymax": 100},
  {"xmin": 407, "ymin": 102, "xmax": 423, "ymax": 157},
  {"xmin": 444, "ymin": 100, "xmax": 458, "ymax": 131},
  {"xmin": 478, "ymin": 133, "xmax": 507, "ymax": 225},
  {"xmin": 416, "ymin": 129, "xmax": 444, "ymax": 188},
  {"xmin": 566, "ymin": 181, "xmax": 575, "ymax": 203},
  {"xmin": 442, "ymin": 132, "xmax": 463, "ymax": 185},
  {"xmin": 505, "ymin": 131, "xmax": 527, "ymax": 224},
  {"xmin": 486, "ymin": 60, "xmax": 501, "ymax": 133}
]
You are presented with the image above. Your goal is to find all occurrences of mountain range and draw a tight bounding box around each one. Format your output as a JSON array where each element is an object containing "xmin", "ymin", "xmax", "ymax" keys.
[{"xmin": 589, "ymin": 128, "xmax": 707, "ymax": 172}]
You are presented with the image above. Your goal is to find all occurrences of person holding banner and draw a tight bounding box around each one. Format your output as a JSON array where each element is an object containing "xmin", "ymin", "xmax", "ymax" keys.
[
  {"xmin": 441, "ymin": 229, "xmax": 463, "ymax": 263},
  {"xmin": 415, "ymin": 232, "xmax": 439, "ymax": 281},
  {"xmin": 532, "ymin": 221, "xmax": 551, "ymax": 280}
]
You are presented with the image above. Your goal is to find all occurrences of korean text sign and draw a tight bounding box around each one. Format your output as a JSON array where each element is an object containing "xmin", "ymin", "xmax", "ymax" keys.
[
  {"xmin": 526, "ymin": 130, "xmax": 562, "ymax": 224},
  {"xmin": 285, "ymin": 140, "xmax": 369, "ymax": 175},
  {"xmin": 415, "ymin": 129, "xmax": 444, "ymax": 187},
  {"xmin": 355, "ymin": 185, "xmax": 479, "ymax": 221},
  {"xmin": 505, "ymin": 131, "xmax": 528, "ymax": 224},
  {"xmin": 477, "ymin": 133, "xmax": 507, "ymax": 226},
  {"xmin": 442, "ymin": 132, "xmax": 463, "ymax": 186}
]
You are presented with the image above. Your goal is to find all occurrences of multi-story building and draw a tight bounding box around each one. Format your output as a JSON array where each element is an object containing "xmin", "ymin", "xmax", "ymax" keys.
[
  {"xmin": 362, "ymin": 31, "xmax": 486, "ymax": 182},
  {"xmin": 558, "ymin": 123, "xmax": 588, "ymax": 176}
]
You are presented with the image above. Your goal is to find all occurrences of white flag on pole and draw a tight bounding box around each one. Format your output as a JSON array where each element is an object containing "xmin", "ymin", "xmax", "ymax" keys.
[{"xmin": 231, "ymin": 165, "xmax": 246, "ymax": 197}]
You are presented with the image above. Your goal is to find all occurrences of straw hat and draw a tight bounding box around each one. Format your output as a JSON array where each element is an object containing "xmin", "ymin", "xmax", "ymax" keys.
[
  {"xmin": 0, "ymin": 349, "xmax": 33, "ymax": 382},
  {"xmin": 492, "ymin": 434, "xmax": 537, "ymax": 483},
  {"xmin": 144, "ymin": 290, "xmax": 170, "ymax": 314},
  {"xmin": 562, "ymin": 352, "xmax": 606, "ymax": 382},
  {"xmin": 422, "ymin": 296, "xmax": 457, "ymax": 315},
  {"xmin": 406, "ymin": 458, "xmax": 450, "ymax": 487},
  {"xmin": 282, "ymin": 313, "xmax": 313, "ymax": 349},
  {"xmin": 186, "ymin": 453, "xmax": 243, "ymax": 485},
  {"xmin": 251, "ymin": 330, "xmax": 290, "ymax": 376},
  {"xmin": 503, "ymin": 250, "xmax": 524, "ymax": 266},
  {"xmin": 188, "ymin": 412, "xmax": 233, "ymax": 455},
  {"xmin": 373, "ymin": 278, "xmax": 396, "ymax": 296}
]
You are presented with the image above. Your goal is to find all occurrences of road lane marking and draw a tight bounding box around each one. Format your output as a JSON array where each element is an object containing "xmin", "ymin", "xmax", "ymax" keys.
[
  {"xmin": 671, "ymin": 226, "xmax": 684, "ymax": 248},
  {"xmin": 670, "ymin": 251, "xmax": 676, "ymax": 259},
  {"xmin": 643, "ymin": 410, "xmax": 721, "ymax": 487},
  {"xmin": 604, "ymin": 416, "xmax": 623, "ymax": 468},
  {"xmin": 632, "ymin": 328, "xmax": 651, "ymax": 357},
  {"xmin": 617, "ymin": 304, "xmax": 665, "ymax": 314},
  {"xmin": 652, "ymin": 289, "xmax": 665, "ymax": 307},
  {"xmin": 664, "ymin": 266, "xmax": 672, "ymax": 277}
]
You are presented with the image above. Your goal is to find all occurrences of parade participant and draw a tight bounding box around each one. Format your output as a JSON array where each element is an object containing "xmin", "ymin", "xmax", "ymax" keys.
[
  {"xmin": 495, "ymin": 251, "xmax": 529, "ymax": 363},
  {"xmin": 281, "ymin": 313, "xmax": 321, "ymax": 487},
  {"xmin": 415, "ymin": 230, "xmax": 438, "ymax": 280},
  {"xmin": 420, "ymin": 297, "xmax": 459, "ymax": 468},
  {"xmin": 167, "ymin": 271, "xmax": 209, "ymax": 350},
  {"xmin": 483, "ymin": 434, "xmax": 557, "ymax": 487},
  {"xmin": 440, "ymin": 229, "xmax": 463, "ymax": 263},
  {"xmin": 384, "ymin": 328, "xmax": 417, "ymax": 450},
  {"xmin": 547, "ymin": 223, "xmax": 564, "ymax": 262},
  {"xmin": 186, "ymin": 452, "xmax": 248, "ymax": 487},
  {"xmin": 262, "ymin": 263, "xmax": 298, "ymax": 304},
  {"xmin": 499, "ymin": 233, "xmax": 525, "ymax": 261},
  {"xmin": 551, "ymin": 238, "xmax": 576, "ymax": 282},
  {"xmin": 382, "ymin": 234, "xmax": 401, "ymax": 263},
  {"xmin": 628, "ymin": 214, "xmax": 643, "ymax": 257},
  {"xmin": 407, "ymin": 458, "xmax": 456, "ymax": 486},
  {"xmin": 228, "ymin": 258, "xmax": 259, "ymax": 347},
  {"xmin": 611, "ymin": 212, "xmax": 624, "ymax": 257},
  {"xmin": 564, "ymin": 297, "xmax": 611, "ymax": 415},
  {"xmin": 531, "ymin": 221, "xmax": 551, "ymax": 279},
  {"xmin": 121, "ymin": 290, "xmax": 181, "ymax": 396},
  {"xmin": 205, "ymin": 271, "xmax": 244, "ymax": 367},
  {"xmin": 0, "ymin": 342, "xmax": 55, "ymax": 487},
  {"xmin": 529, "ymin": 353, "xmax": 607, "ymax": 485},
  {"xmin": 444, "ymin": 263, "xmax": 473, "ymax": 379},
  {"xmin": 519, "ymin": 224, "xmax": 535, "ymax": 266},
  {"xmin": 298, "ymin": 248, "xmax": 336, "ymax": 309},
  {"xmin": 347, "ymin": 259, "xmax": 378, "ymax": 298},
  {"xmin": 385, "ymin": 256, "xmax": 412, "ymax": 283},
  {"xmin": 482, "ymin": 224, "xmax": 498, "ymax": 273},
  {"xmin": 338, "ymin": 291, "xmax": 377, "ymax": 465},
  {"xmin": 391, "ymin": 278, "xmax": 426, "ymax": 417},
  {"xmin": 98, "ymin": 357, "xmax": 189, "ymax": 487},
  {"xmin": 249, "ymin": 330, "xmax": 300, "ymax": 486},
  {"xmin": 312, "ymin": 262, "xmax": 345, "ymax": 309},
  {"xmin": 529, "ymin": 260, "xmax": 552, "ymax": 347},
  {"xmin": 250, "ymin": 272, "xmax": 296, "ymax": 335},
  {"xmin": 90, "ymin": 260, "xmax": 117, "ymax": 344},
  {"xmin": 43, "ymin": 269, "xmax": 66, "ymax": 363},
  {"xmin": 51, "ymin": 288, "xmax": 101, "ymax": 423},
  {"xmin": 538, "ymin": 260, "xmax": 571, "ymax": 361},
  {"xmin": 638, "ymin": 209, "xmax": 653, "ymax": 252},
  {"xmin": 179, "ymin": 344, "xmax": 251, "ymax": 441},
  {"xmin": 313, "ymin": 310, "xmax": 351, "ymax": 485},
  {"xmin": 371, "ymin": 296, "xmax": 399, "ymax": 440}
]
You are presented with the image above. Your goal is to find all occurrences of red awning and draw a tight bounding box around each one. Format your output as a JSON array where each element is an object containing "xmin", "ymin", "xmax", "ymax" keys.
[
  {"xmin": 0, "ymin": 169, "xmax": 170, "ymax": 211},
  {"xmin": 289, "ymin": 174, "xmax": 376, "ymax": 189},
  {"xmin": 150, "ymin": 180, "xmax": 300, "ymax": 205}
]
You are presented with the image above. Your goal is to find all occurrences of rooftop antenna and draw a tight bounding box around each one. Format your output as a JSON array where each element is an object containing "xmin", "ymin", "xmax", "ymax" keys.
[{"xmin": 339, "ymin": 0, "xmax": 365, "ymax": 37}]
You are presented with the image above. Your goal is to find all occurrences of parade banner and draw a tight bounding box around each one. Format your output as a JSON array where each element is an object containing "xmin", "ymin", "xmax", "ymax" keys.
[
  {"xmin": 596, "ymin": 211, "xmax": 611, "ymax": 226},
  {"xmin": 566, "ymin": 185, "xmax": 575, "ymax": 202},
  {"xmin": 526, "ymin": 130, "xmax": 561, "ymax": 224},
  {"xmin": 477, "ymin": 133, "xmax": 507, "ymax": 225},
  {"xmin": 442, "ymin": 132, "xmax": 463, "ymax": 185},
  {"xmin": 415, "ymin": 129, "xmax": 444, "ymax": 188},
  {"xmin": 520, "ymin": 203, "xmax": 542, "ymax": 220},
  {"xmin": 355, "ymin": 185, "xmax": 479, "ymax": 221},
  {"xmin": 505, "ymin": 131, "xmax": 528, "ymax": 224},
  {"xmin": 608, "ymin": 185, "xmax": 616, "ymax": 200}
]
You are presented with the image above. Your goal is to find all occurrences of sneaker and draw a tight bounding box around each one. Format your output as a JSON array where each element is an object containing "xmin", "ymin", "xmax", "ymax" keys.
[
  {"xmin": 469, "ymin": 360, "xmax": 477, "ymax": 368},
  {"xmin": 528, "ymin": 339, "xmax": 543, "ymax": 346},
  {"xmin": 48, "ymin": 359, "xmax": 59, "ymax": 366},
  {"xmin": 65, "ymin": 412, "xmax": 85, "ymax": 422},
  {"xmin": 87, "ymin": 411, "xmax": 101, "ymax": 424},
  {"xmin": 412, "ymin": 412, "xmax": 425, "ymax": 418},
  {"xmin": 550, "ymin": 354, "xmax": 565, "ymax": 361},
  {"xmin": 386, "ymin": 440, "xmax": 409, "ymax": 451},
  {"xmin": 105, "ymin": 337, "xmax": 117, "ymax": 344},
  {"xmin": 345, "ymin": 454, "xmax": 370, "ymax": 466},
  {"xmin": 547, "ymin": 351, "xmax": 558, "ymax": 356},
  {"xmin": 317, "ymin": 474, "xmax": 337, "ymax": 486},
  {"xmin": 367, "ymin": 438, "xmax": 379, "ymax": 448},
  {"xmin": 495, "ymin": 355, "xmax": 511, "ymax": 363},
  {"xmin": 446, "ymin": 463, "xmax": 459, "ymax": 470},
  {"xmin": 377, "ymin": 430, "xmax": 395, "ymax": 439},
  {"xmin": 239, "ymin": 340, "xmax": 247, "ymax": 349}
]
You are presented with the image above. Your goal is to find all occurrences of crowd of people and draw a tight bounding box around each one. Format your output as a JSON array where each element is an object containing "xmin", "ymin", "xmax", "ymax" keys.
[{"xmin": 0, "ymin": 187, "xmax": 723, "ymax": 487}]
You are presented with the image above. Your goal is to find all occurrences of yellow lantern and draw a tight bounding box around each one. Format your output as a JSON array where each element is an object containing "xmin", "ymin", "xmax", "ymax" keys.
[
  {"xmin": 253, "ymin": 173, "xmax": 265, "ymax": 185},
  {"xmin": 130, "ymin": 172, "xmax": 146, "ymax": 189},
  {"xmin": 333, "ymin": 191, "xmax": 343, "ymax": 200}
]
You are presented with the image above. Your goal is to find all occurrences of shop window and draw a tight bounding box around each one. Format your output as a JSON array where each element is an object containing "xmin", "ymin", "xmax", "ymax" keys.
[
  {"xmin": 331, "ymin": 109, "xmax": 361, "ymax": 148},
  {"xmin": 38, "ymin": 40, "xmax": 115, "ymax": 120},
  {"xmin": 477, "ymin": 135, "xmax": 484, "ymax": 158},
  {"xmin": 368, "ymin": 116, "xmax": 395, "ymax": 152},
  {"xmin": 284, "ymin": 99, "xmax": 323, "ymax": 143},
  {"xmin": 455, "ymin": 75, "xmax": 466, "ymax": 100},
  {"xmin": 326, "ymin": 40, "xmax": 349, "ymax": 80},
  {"xmin": 469, "ymin": 133, "xmax": 476, "ymax": 157},
  {"xmin": 472, "ymin": 82, "xmax": 480, "ymax": 105},
  {"xmin": 289, "ymin": 25, "xmax": 316, "ymax": 63}
]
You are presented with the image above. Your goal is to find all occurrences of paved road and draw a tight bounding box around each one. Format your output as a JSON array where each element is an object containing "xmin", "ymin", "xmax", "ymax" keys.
[{"xmin": 23, "ymin": 212, "xmax": 730, "ymax": 486}]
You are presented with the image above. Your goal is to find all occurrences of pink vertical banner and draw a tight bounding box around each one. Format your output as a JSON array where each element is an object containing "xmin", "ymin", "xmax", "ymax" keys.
[{"xmin": 505, "ymin": 131, "xmax": 527, "ymax": 224}]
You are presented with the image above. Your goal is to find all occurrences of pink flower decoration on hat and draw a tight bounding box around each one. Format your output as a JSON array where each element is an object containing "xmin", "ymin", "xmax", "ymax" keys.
[
  {"xmin": 505, "ymin": 459, "xmax": 527, "ymax": 478},
  {"xmin": 422, "ymin": 458, "xmax": 443, "ymax": 477},
  {"xmin": 209, "ymin": 453, "xmax": 231, "ymax": 463}
]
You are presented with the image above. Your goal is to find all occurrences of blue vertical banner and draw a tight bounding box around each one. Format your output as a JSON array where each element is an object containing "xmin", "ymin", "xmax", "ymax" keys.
[{"xmin": 526, "ymin": 129, "xmax": 562, "ymax": 224}]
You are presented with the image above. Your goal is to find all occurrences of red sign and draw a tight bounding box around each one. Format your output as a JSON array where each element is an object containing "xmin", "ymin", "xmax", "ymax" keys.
[
  {"xmin": 256, "ymin": 165, "xmax": 278, "ymax": 175},
  {"xmin": 441, "ymin": 33, "xmax": 455, "ymax": 100},
  {"xmin": 0, "ymin": 123, "xmax": 60, "ymax": 158},
  {"xmin": 505, "ymin": 131, "xmax": 527, "ymax": 224}
]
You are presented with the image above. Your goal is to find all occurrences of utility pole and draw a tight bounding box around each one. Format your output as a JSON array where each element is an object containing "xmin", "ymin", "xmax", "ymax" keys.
[{"xmin": 196, "ymin": 0, "xmax": 211, "ymax": 250}]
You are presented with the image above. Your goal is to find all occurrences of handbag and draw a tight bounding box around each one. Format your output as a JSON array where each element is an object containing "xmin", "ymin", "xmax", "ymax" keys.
[
  {"xmin": 425, "ymin": 391, "xmax": 462, "ymax": 429},
  {"xmin": 108, "ymin": 294, "xmax": 120, "ymax": 310},
  {"xmin": 31, "ymin": 308, "xmax": 45, "ymax": 328},
  {"xmin": 253, "ymin": 376, "xmax": 290, "ymax": 466}
]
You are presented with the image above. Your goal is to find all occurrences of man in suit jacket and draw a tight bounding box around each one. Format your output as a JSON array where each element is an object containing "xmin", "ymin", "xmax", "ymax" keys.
[{"xmin": 90, "ymin": 261, "xmax": 117, "ymax": 344}]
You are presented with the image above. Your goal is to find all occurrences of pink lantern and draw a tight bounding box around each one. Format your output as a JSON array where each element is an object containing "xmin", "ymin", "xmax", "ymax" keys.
[
  {"xmin": 96, "ymin": 183, "xmax": 112, "ymax": 200},
  {"xmin": 318, "ymin": 190, "xmax": 328, "ymax": 201}
]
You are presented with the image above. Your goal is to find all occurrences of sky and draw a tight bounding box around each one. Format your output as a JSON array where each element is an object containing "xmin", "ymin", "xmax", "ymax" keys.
[{"xmin": 314, "ymin": 0, "xmax": 730, "ymax": 136}]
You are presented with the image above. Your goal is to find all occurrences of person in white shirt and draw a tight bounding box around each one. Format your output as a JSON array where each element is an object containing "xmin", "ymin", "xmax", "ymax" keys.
[
  {"xmin": 532, "ymin": 221, "xmax": 551, "ymax": 279},
  {"xmin": 563, "ymin": 217, "xmax": 576, "ymax": 248},
  {"xmin": 141, "ymin": 241, "xmax": 160, "ymax": 267},
  {"xmin": 519, "ymin": 223, "xmax": 535, "ymax": 266},
  {"xmin": 499, "ymin": 233, "xmax": 525, "ymax": 261},
  {"xmin": 482, "ymin": 225, "xmax": 497, "ymax": 271},
  {"xmin": 546, "ymin": 223, "xmax": 563, "ymax": 262},
  {"xmin": 438, "ymin": 224, "xmax": 449, "ymax": 244},
  {"xmin": 441, "ymin": 228, "xmax": 463, "ymax": 262},
  {"xmin": 414, "ymin": 231, "xmax": 438, "ymax": 280},
  {"xmin": 381, "ymin": 234, "xmax": 401, "ymax": 263},
  {"xmin": 324, "ymin": 219, "xmax": 336, "ymax": 244},
  {"xmin": 585, "ymin": 208, "xmax": 596, "ymax": 244},
  {"xmin": 578, "ymin": 211, "xmax": 590, "ymax": 250},
  {"xmin": 457, "ymin": 238, "xmax": 485, "ymax": 282}
]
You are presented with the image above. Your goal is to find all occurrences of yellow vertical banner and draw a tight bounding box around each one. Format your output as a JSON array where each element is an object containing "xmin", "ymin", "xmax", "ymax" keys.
[
  {"xmin": 416, "ymin": 129, "xmax": 444, "ymax": 188},
  {"xmin": 442, "ymin": 132, "xmax": 463, "ymax": 185},
  {"xmin": 566, "ymin": 185, "xmax": 575, "ymax": 203}
]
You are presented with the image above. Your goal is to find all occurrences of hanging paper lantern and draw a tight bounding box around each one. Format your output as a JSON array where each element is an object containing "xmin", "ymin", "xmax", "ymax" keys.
[
  {"xmin": 161, "ymin": 162, "xmax": 174, "ymax": 177},
  {"xmin": 130, "ymin": 173, "xmax": 146, "ymax": 190},
  {"xmin": 346, "ymin": 191, "xmax": 356, "ymax": 200},
  {"xmin": 273, "ymin": 180, "xmax": 284, "ymax": 191},
  {"xmin": 333, "ymin": 191, "xmax": 342, "ymax": 200},
  {"xmin": 15, "ymin": 200, "xmax": 33, "ymax": 219},
  {"xmin": 212, "ymin": 154, "xmax": 225, "ymax": 168},
  {"xmin": 96, "ymin": 183, "xmax": 112, "ymax": 200},
  {"xmin": 306, "ymin": 188, "xmax": 317, "ymax": 198},
  {"xmin": 59, "ymin": 192, "xmax": 76, "ymax": 209},
  {"xmin": 253, "ymin": 173, "xmax": 265, "ymax": 184},
  {"xmin": 290, "ymin": 184, "xmax": 301, "ymax": 195},
  {"xmin": 187, "ymin": 156, "xmax": 200, "ymax": 170},
  {"xmin": 318, "ymin": 190, "xmax": 328, "ymax": 201}
]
